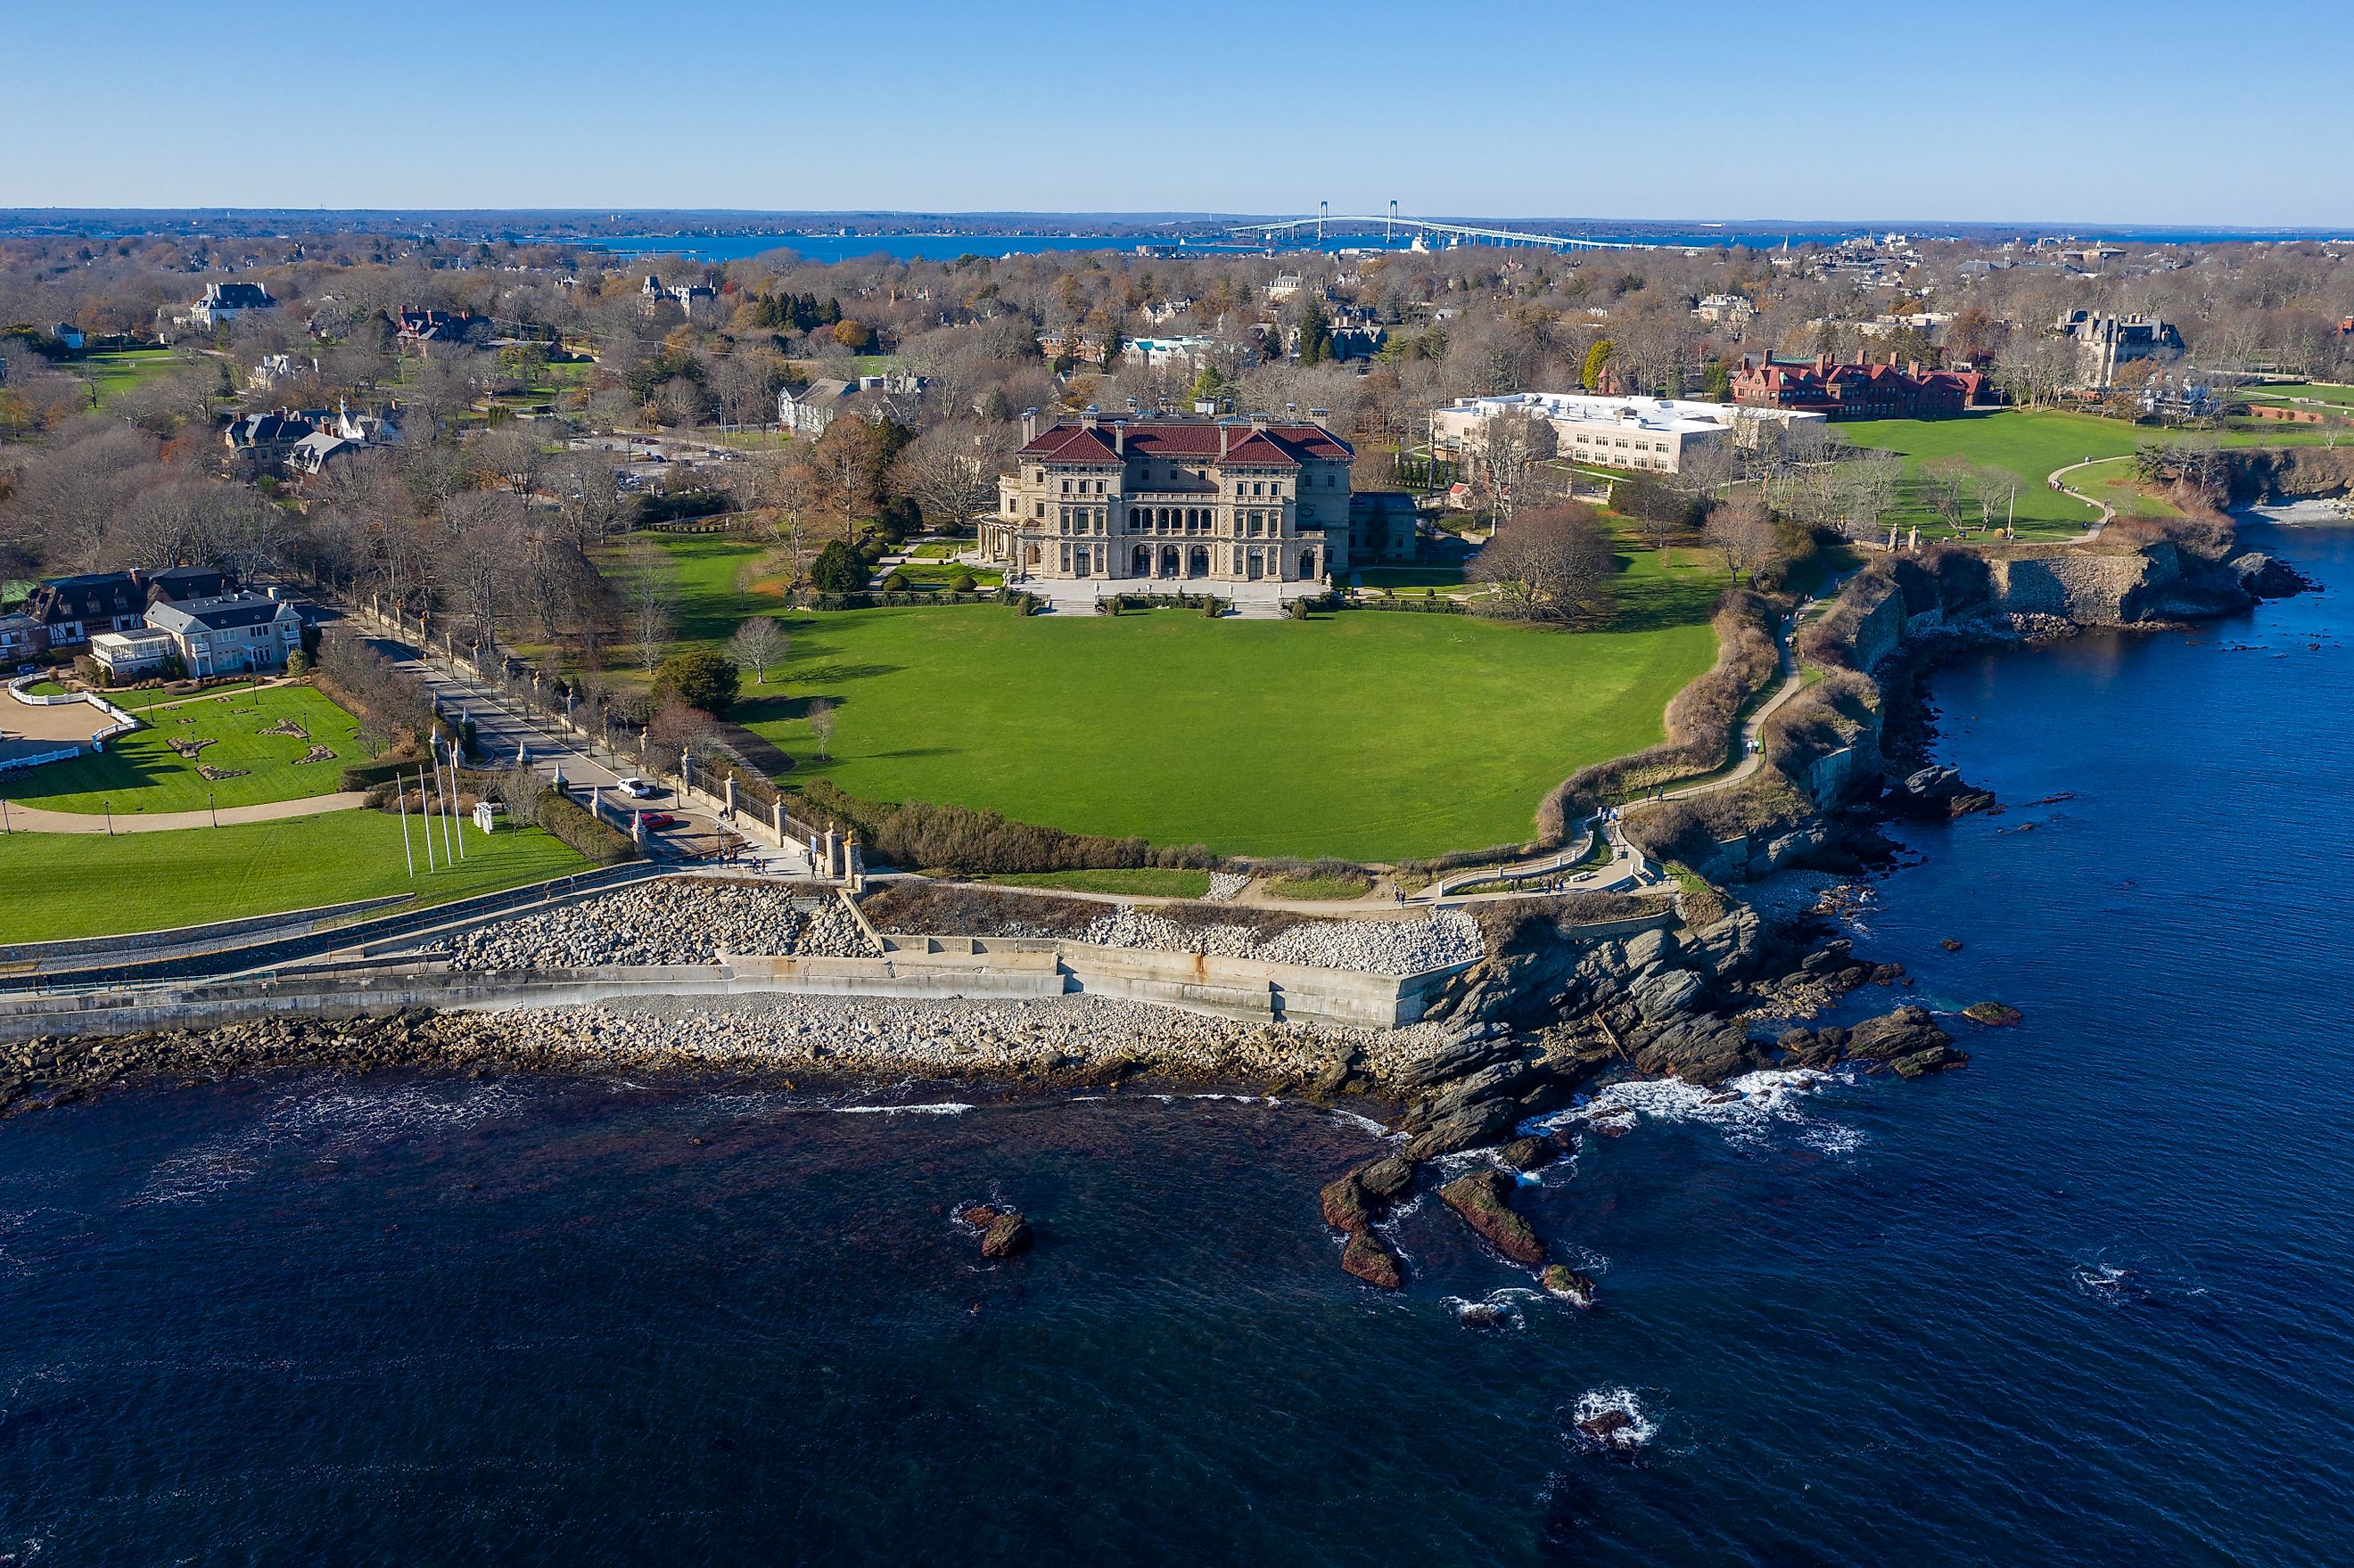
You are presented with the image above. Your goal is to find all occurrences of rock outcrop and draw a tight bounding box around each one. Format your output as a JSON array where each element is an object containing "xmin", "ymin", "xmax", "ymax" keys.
[
  {"xmin": 1341, "ymin": 1231, "xmax": 1403, "ymax": 1289},
  {"xmin": 1439, "ymin": 1170, "xmax": 1544, "ymax": 1265}
]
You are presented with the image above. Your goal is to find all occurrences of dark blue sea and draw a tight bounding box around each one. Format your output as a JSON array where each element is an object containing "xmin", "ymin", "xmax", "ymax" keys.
[{"xmin": 4, "ymin": 523, "xmax": 2350, "ymax": 1564}]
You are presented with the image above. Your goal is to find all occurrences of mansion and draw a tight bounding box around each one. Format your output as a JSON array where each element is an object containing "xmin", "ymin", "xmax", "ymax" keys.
[{"xmin": 982, "ymin": 413, "xmax": 1356, "ymax": 586}]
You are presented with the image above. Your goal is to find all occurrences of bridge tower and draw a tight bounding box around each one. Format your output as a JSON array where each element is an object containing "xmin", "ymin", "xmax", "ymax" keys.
[{"xmin": 1318, "ymin": 201, "xmax": 1327, "ymax": 242}]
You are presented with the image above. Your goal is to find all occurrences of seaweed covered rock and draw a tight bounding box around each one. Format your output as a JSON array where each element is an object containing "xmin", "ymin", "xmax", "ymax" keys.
[
  {"xmin": 1439, "ymin": 1170, "xmax": 1544, "ymax": 1265},
  {"xmin": 1340, "ymin": 1231, "xmax": 1403, "ymax": 1290}
]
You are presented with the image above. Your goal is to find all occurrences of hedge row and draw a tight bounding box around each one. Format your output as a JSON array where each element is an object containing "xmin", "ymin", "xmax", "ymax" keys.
[
  {"xmin": 539, "ymin": 788, "xmax": 638, "ymax": 865},
  {"xmin": 793, "ymin": 776, "xmax": 1221, "ymax": 876},
  {"xmin": 796, "ymin": 590, "xmax": 998, "ymax": 612}
]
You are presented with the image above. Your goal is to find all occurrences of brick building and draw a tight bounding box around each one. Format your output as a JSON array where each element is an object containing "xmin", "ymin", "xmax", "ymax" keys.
[{"xmin": 1732, "ymin": 354, "xmax": 1994, "ymax": 420}]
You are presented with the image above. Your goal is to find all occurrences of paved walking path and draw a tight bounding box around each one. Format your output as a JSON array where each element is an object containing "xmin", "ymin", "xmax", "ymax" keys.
[
  {"xmin": 2045, "ymin": 457, "xmax": 2122, "ymax": 538},
  {"xmin": 0, "ymin": 791, "xmax": 371, "ymax": 834}
]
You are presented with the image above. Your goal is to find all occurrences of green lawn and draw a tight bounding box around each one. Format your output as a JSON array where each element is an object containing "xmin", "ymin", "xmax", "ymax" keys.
[
  {"xmin": 2072, "ymin": 456, "xmax": 2182, "ymax": 520},
  {"xmin": 0, "ymin": 812, "xmax": 589, "ymax": 944},
  {"xmin": 2240, "ymin": 382, "xmax": 2354, "ymax": 407},
  {"xmin": 5, "ymin": 685, "xmax": 365, "ymax": 815},
  {"xmin": 891, "ymin": 560, "xmax": 1000, "ymax": 589},
  {"xmin": 73, "ymin": 348, "xmax": 180, "ymax": 408},
  {"xmin": 1840, "ymin": 408, "xmax": 2138, "ymax": 540},
  {"xmin": 980, "ymin": 867, "xmax": 1213, "ymax": 898},
  {"xmin": 100, "ymin": 678, "xmax": 266, "ymax": 712},
  {"xmin": 907, "ymin": 543, "xmax": 959, "ymax": 560},
  {"xmin": 741, "ymin": 598, "xmax": 1716, "ymax": 862}
]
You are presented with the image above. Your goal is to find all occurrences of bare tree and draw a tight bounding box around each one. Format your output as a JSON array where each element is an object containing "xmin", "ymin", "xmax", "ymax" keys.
[
  {"xmin": 806, "ymin": 695, "xmax": 836, "ymax": 760},
  {"xmin": 728, "ymin": 617, "xmax": 787, "ymax": 685},
  {"xmin": 885, "ymin": 418, "xmax": 1015, "ymax": 536},
  {"xmin": 1470, "ymin": 410, "xmax": 1555, "ymax": 521},
  {"xmin": 1467, "ymin": 503, "xmax": 1616, "ymax": 626},
  {"xmin": 1702, "ymin": 489, "xmax": 1781, "ymax": 584},
  {"xmin": 614, "ymin": 538, "xmax": 678, "ymax": 675}
]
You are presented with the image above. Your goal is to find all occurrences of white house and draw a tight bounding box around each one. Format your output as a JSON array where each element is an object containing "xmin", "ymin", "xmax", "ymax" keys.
[
  {"xmin": 89, "ymin": 628, "xmax": 178, "ymax": 678},
  {"xmin": 144, "ymin": 592, "xmax": 307, "ymax": 677},
  {"xmin": 1429, "ymin": 390, "xmax": 1823, "ymax": 475}
]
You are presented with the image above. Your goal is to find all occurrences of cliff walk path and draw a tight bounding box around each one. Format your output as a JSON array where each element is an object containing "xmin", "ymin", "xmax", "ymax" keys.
[
  {"xmin": 0, "ymin": 791, "xmax": 372, "ymax": 835},
  {"xmin": 2045, "ymin": 456, "xmax": 2123, "ymax": 538}
]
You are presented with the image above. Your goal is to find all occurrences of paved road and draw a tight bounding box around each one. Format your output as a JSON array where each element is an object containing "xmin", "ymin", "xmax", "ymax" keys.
[{"xmin": 361, "ymin": 619, "xmax": 807, "ymax": 872}]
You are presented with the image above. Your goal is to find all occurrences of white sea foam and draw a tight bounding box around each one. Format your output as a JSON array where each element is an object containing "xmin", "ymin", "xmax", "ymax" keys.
[
  {"xmin": 1324, "ymin": 1109, "xmax": 1394, "ymax": 1138},
  {"xmin": 1569, "ymin": 1386, "xmax": 1657, "ymax": 1450},
  {"xmin": 1541, "ymin": 1068, "xmax": 1862, "ymax": 1155},
  {"xmin": 833, "ymin": 1101, "xmax": 975, "ymax": 1116},
  {"xmin": 1441, "ymin": 1289, "xmax": 1535, "ymax": 1331}
]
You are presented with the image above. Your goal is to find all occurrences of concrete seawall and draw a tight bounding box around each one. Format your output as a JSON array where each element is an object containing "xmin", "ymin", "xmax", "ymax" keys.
[{"xmin": 0, "ymin": 936, "xmax": 1477, "ymax": 1044}]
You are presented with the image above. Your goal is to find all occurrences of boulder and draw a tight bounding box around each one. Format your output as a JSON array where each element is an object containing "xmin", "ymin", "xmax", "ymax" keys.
[
  {"xmin": 1457, "ymin": 1302, "xmax": 1510, "ymax": 1330},
  {"xmin": 1340, "ymin": 1230, "xmax": 1403, "ymax": 1289},
  {"xmin": 1576, "ymin": 1408, "xmax": 1634, "ymax": 1441},
  {"xmin": 1354, "ymin": 1154, "xmax": 1418, "ymax": 1201},
  {"xmin": 1393, "ymin": 1036, "xmax": 1516, "ymax": 1095},
  {"xmin": 1798, "ymin": 940, "xmax": 1854, "ymax": 977},
  {"xmin": 1963, "ymin": 1001, "xmax": 2023, "ymax": 1026},
  {"xmin": 1402, "ymin": 1098, "xmax": 1522, "ymax": 1161},
  {"xmin": 2230, "ymin": 551, "xmax": 2310, "ymax": 600},
  {"xmin": 979, "ymin": 1212, "xmax": 1033, "ymax": 1259},
  {"xmin": 1321, "ymin": 1174, "xmax": 1372, "ymax": 1233},
  {"xmin": 1500, "ymin": 1136, "xmax": 1556, "ymax": 1172},
  {"xmin": 1847, "ymin": 1006, "xmax": 1954, "ymax": 1061},
  {"xmin": 1413, "ymin": 1059, "xmax": 1534, "ymax": 1125},
  {"xmin": 1540, "ymin": 1264, "xmax": 1597, "ymax": 1309},
  {"xmin": 1892, "ymin": 1044, "xmax": 1969, "ymax": 1079},
  {"xmin": 1439, "ymin": 1170, "xmax": 1545, "ymax": 1265}
]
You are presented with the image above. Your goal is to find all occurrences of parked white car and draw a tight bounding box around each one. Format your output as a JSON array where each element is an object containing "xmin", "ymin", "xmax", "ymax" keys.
[{"xmin": 615, "ymin": 776, "xmax": 657, "ymax": 799}]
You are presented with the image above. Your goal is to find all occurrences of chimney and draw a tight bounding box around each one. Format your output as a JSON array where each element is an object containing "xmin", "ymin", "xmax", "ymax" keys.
[
  {"xmin": 1250, "ymin": 413, "xmax": 1268, "ymax": 433},
  {"xmin": 1081, "ymin": 406, "xmax": 1099, "ymax": 430},
  {"xmin": 1021, "ymin": 408, "xmax": 1038, "ymax": 443},
  {"xmin": 1113, "ymin": 421, "xmax": 1124, "ymax": 456},
  {"xmin": 1218, "ymin": 421, "xmax": 1232, "ymax": 458}
]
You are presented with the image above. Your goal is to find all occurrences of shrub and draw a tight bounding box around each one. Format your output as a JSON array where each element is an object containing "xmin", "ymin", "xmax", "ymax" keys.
[
  {"xmin": 882, "ymin": 569, "xmax": 912, "ymax": 593},
  {"xmin": 794, "ymin": 776, "xmax": 1221, "ymax": 876},
  {"xmin": 949, "ymin": 571, "xmax": 977, "ymax": 593},
  {"xmin": 811, "ymin": 539, "xmax": 867, "ymax": 595},
  {"xmin": 539, "ymin": 788, "xmax": 638, "ymax": 864},
  {"xmin": 653, "ymin": 649, "xmax": 740, "ymax": 717}
]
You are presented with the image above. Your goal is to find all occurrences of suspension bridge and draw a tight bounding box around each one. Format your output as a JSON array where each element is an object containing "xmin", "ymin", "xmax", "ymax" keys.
[{"xmin": 1223, "ymin": 201, "xmax": 1664, "ymax": 252}]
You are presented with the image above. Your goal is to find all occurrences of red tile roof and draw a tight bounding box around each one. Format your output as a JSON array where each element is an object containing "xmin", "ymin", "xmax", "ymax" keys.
[{"xmin": 1018, "ymin": 420, "xmax": 1351, "ymax": 465}]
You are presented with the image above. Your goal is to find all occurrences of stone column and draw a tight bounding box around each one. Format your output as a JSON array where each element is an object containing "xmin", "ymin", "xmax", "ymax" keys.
[{"xmin": 723, "ymin": 776, "xmax": 737, "ymax": 822}]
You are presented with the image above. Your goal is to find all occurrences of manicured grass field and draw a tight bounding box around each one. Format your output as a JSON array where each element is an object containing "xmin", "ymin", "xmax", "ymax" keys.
[
  {"xmin": 981, "ymin": 867, "xmax": 1213, "ymax": 898},
  {"xmin": 1840, "ymin": 409, "xmax": 2137, "ymax": 540},
  {"xmin": 2240, "ymin": 382, "xmax": 2354, "ymax": 407},
  {"xmin": 638, "ymin": 534, "xmax": 794, "ymax": 646},
  {"xmin": 0, "ymin": 812, "xmax": 589, "ymax": 944},
  {"xmin": 891, "ymin": 560, "xmax": 1000, "ymax": 589},
  {"xmin": 6, "ymin": 685, "xmax": 365, "ymax": 815},
  {"xmin": 2073, "ymin": 456, "xmax": 2182, "ymax": 520},
  {"xmin": 742, "ymin": 600, "xmax": 1716, "ymax": 862},
  {"xmin": 73, "ymin": 348, "xmax": 179, "ymax": 408},
  {"xmin": 99, "ymin": 678, "xmax": 265, "ymax": 712}
]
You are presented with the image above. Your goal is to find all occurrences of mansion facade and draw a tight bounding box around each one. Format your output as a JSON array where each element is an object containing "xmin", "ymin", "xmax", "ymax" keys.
[{"xmin": 981, "ymin": 414, "xmax": 1354, "ymax": 586}]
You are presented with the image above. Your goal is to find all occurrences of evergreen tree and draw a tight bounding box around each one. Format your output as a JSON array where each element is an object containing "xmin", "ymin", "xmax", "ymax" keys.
[{"xmin": 1296, "ymin": 297, "xmax": 1332, "ymax": 365}]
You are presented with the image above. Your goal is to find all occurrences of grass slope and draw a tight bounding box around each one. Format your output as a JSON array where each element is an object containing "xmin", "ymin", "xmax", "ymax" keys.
[
  {"xmin": 0, "ymin": 813, "xmax": 588, "ymax": 944},
  {"xmin": 1840, "ymin": 408, "xmax": 2138, "ymax": 540},
  {"xmin": 7, "ymin": 685, "xmax": 363, "ymax": 815},
  {"xmin": 744, "ymin": 601, "xmax": 1716, "ymax": 863}
]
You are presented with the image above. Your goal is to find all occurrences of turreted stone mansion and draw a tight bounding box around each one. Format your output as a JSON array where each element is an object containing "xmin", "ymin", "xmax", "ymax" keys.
[{"xmin": 980, "ymin": 413, "xmax": 1358, "ymax": 586}]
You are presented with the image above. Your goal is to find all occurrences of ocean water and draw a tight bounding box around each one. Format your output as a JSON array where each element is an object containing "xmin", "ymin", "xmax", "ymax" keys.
[
  {"xmin": 574, "ymin": 224, "xmax": 2354, "ymax": 264},
  {"xmin": 3, "ymin": 525, "xmax": 2351, "ymax": 1564}
]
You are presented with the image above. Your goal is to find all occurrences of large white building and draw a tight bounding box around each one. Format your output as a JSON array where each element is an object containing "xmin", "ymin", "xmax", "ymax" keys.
[{"xmin": 1428, "ymin": 391, "xmax": 1823, "ymax": 475}]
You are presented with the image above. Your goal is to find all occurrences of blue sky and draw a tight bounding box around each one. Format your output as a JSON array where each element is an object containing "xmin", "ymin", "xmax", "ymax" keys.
[{"xmin": 4, "ymin": 0, "xmax": 2344, "ymax": 226}]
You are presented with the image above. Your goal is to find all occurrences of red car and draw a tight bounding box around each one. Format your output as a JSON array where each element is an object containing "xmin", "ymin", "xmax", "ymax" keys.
[{"xmin": 638, "ymin": 812, "xmax": 679, "ymax": 832}]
